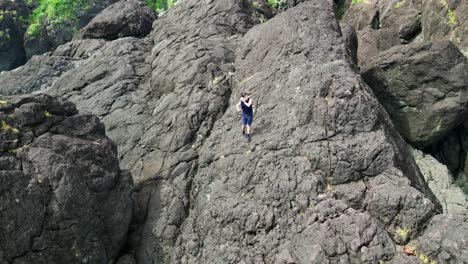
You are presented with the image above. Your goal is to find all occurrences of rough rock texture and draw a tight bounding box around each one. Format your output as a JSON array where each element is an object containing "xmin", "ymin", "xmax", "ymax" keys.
[
  {"xmin": 0, "ymin": 94, "xmax": 133, "ymax": 263},
  {"xmin": 361, "ymin": 41, "xmax": 468, "ymax": 148},
  {"xmin": 422, "ymin": 0, "xmax": 468, "ymax": 57},
  {"xmin": 23, "ymin": 0, "xmax": 118, "ymax": 59},
  {"xmin": 80, "ymin": 0, "xmax": 156, "ymax": 40},
  {"xmin": 0, "ymin": 0, "xmax": 29, "ymax": 72},
  {"xmin": 413, "ymin": 148, "xmax": 468, "ymax": 215},
  {"xmin": 0, "ymin": 55, "xmax": 73, "ymax": 95},
  {"xmin": 414, "ymin": 214, "xmax": 468, "ymax": 263},
  {"xmin": 171, "ymin": 1, "xmax": 440, "ymax": 263},
  {"xmin": 340, "ymin": 22, "xmax": 358, "ymax": 66},
  {"xmin": 342, "ymin": 0, "xmax": 422, "ymax": 64},
  {"xmin": 422, "ymin": 123, "xmax": 468, "ymax": 194},
  {"xmin": 2, "ymin": 0, "xmax": 468, "ymax": 263}
]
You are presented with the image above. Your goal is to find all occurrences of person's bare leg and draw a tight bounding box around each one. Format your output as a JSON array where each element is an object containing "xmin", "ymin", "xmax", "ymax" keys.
[
  {"xmin": 242, "ymin": 125, "xmax": 245, "ymax": 134},
  {"xmin": 246, "ymin": 125, "xmax": 251, "ymax": 135}
]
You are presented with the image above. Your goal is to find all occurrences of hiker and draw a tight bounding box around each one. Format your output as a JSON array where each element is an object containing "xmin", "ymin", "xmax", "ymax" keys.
[{"xmin": 236, "ymin": 92, "xmax": 253, "ymax": 141}]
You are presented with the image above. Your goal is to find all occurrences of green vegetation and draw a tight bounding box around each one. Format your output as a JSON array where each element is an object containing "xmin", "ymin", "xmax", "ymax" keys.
[
  {"xmin": 352, "ymin": 0, "xmax": 364, "ymax": 4},
  {"xmin": 21, "ymin": 0, "xmax": 177, "ymax": 37},
  {"xmin": 268, "ymin": 0, "xmax": 287, "ymax": 9},
  {"xmin": 336, "ymin": 0, "xmax": 346, "ymax": 19},
  {"xmin": 145, "ymin": 0, "xmax": 177, "ymax": 12},
  {"xmin": 419, "ymin": 252, "xmax": 437, "ymax": 264},
  {"xmin": 395, "ymin": 0, "xmax": 405, "ymax": 8},
  {"xmin": 2, "ymin": 120, "xmax": 19, "ymax": 133},
  {"xmin": 440, "ymin": 0, "xmax": 456, "ymax": 25},
  {"xmin": 27, "ymin": 0, "xmax": 91, "ymax": 36},
  {"xmin": 395, "ymin": 226, "xmax": 409, "ymax": 240},
  {"xmin": 447, "ymin": 9, "xmax": 456, "ymax": 25}
]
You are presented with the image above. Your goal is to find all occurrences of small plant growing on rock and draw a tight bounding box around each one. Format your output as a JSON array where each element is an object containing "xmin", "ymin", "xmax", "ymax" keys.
[
  {"xmin": 352, "ymin": 0, "xmax": 365, "ymax": 4},
  {"xmin": 1, "ymin": 120, "xmax": 19, "ymax": 133},
  {"xmin": 395, "ymin": 226, "xmax": 409, "ymax": 241}
]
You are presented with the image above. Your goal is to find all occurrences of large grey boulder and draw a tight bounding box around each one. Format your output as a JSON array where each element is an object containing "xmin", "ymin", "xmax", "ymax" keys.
[
  {"xmin": 342, "ymin": 0, "xmax": 422, "ymax": 64},
  {"xmin": 173, "ymin": 1, "xmax": 440, "ymax": 262},
  {"xmin": 0, "ymin": 0, "xmax": 29, "ymax": 72},
  {"xmin": 0, "ymin": 94, "xmax": 133, "ymax": 263},
  {"xmin": 362, "ymin": 41, "xmax": 468, "ymax": 148},
  {"xmin": 80, "ymin": 0, "xmax": 157, "ymax": 40},
  {"xmin": 412, "ymin": 148, "xmax": 468, "ymax": 215}
]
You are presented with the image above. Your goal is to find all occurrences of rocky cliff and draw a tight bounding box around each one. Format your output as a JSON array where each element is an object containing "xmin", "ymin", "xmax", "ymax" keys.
[
  {"xmin": 0, "ymin": 0, "xmax": 467, "ymax": 263},
  {"xmin": 0, "ymin": 94, "xmax": 133, "ymax": 263}
]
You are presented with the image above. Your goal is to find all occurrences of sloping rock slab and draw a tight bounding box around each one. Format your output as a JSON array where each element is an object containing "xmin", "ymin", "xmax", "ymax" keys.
[{"xmin": 172, "ymin": 1, "xmax": 440, "ymax": 263}]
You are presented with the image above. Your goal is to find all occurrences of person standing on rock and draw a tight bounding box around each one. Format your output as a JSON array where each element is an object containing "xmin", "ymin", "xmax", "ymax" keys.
[{"xmin": 236, "ymin": 92, "xmax": 253, "ymax": 141}]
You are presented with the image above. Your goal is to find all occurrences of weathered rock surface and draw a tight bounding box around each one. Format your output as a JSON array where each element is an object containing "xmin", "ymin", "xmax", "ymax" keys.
[
  {"xmin": 413, "ymin": 148, "xmax": 468, "ymax": 215},
  {"xmin": 414, "ymin": 214, "xmax": 468, "ymax": 263},
  {"xmin": 0, "ymin": 0, "xmax": 29, "ymax": 72},
  {"xmin": 2, "ymin": 0, "xmax": 468, "ymax": 263},
  {"xmin": 172, "ymin": 1, "xmax": 440, "ymax": 263},
  {"xmin": 362, "ymin": 41, "xmax": 468, "ymax": 148},
  {"xmin": 422, "ymin": 0, "xmax": 468, "ymax": 57},
  {"xmin": 340, "ymin": 22, "xmax": 358, "ymax": 66},
  {"xmin": 342, "ymin": 0, "xmax": 422, "ymax": 64},
  {"xmin": 0, "ymin": 94, "xmax": 133, "ymax": 263},
  {"xmin": 80, "ymin": 0, "xmax": 156, "ymax": 40}
]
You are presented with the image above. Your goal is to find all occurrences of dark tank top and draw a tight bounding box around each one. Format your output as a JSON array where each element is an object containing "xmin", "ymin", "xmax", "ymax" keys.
[{"xmin": 241, "ymin": 98, "xmax": 253, "ymax": 116}]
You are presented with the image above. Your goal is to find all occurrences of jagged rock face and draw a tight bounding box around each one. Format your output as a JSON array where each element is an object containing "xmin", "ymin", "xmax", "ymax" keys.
[
  {"xmin": 1, "ymin": 0, "xmax": 467, "ymax": 263},
  {"xmin": 342, "ymin": 0, "xmax": 422, "ymax": 65},
  {"xmin": 0, "ymin": 55, "xmax": 73, "ymax": 95},
  {"xmin": 0, "ymin": 94, "xmax": 133, "ymax": 263},
  {"xmin": 23, "ymin": 0, "xmax": 119, "ymax": 59},
  {"xmin": 412, "ymin": 148, "xmax": 468, "ymax": 214},
  {"xmin": 0, "ymin": 0, "xmax": 29, "ymax": 72},
  {"xmin": 415, "ymin": 214, "xmax": 468, "ymax": 263},
  {"xmin": 340, "ymin": 22, "xmax": 358, "ymax": 66},
  {"xmin": 362, "ymin": 41, "xmax": 468, "ymax": 148},
  {"xmin": 80, "ymin": 0, "xmax": 156, "ymax": 40},
  {"xmin": 422, "ymin": 0, "xmax": 468, "ymax": 57},
  {"xmin": 171, "ymin": 1, "xmax": 440, "ymax": 263},
  {"xmin": 0, "ymin": 0, "xmax": 258, "ymax": 262}
]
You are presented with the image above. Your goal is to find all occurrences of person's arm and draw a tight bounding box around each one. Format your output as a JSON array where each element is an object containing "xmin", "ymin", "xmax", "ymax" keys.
[
  {"xmin": 236, "ymin": 101, "xmax": 241, "ymax": 112},
  {"xmin": 244, "ymin": 98, "xmax": 253, "ymax": 107}
]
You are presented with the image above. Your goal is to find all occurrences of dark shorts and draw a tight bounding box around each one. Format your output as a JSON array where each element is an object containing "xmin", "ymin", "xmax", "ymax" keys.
[{"xmin": 242, "ymin": 114, "xmax": 253, "ymax": 126}]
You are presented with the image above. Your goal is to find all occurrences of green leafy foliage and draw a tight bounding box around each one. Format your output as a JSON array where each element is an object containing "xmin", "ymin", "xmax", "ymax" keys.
[
  {"xmin": 145, "ymin": 0, "xmax": 177, "ymax": 12},
  {"xmin": 352, "ymin": 0, "xmax": 364, "ymax": 4},
  {"xmin": 27, "ymin": 0, "xmax": 90, "ymax": 36},
  {"xmin": 268, "ymin": 0, "xmax": 287, "ymax": 9}
]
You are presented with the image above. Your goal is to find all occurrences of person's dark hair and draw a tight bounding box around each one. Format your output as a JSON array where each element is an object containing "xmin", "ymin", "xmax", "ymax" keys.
[{"xmin": 240, "ymin": 92, "xmax": 248, "ymax": 97}]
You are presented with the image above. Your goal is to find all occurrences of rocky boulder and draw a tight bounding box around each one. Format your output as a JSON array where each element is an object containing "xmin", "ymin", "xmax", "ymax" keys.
[
  {"xmin": 0, "ymin": 0, "xmax": 29, "ymax": 72},
  {"xmin": 172, "ymin": 1, "xmax": 440, "ymax": 262},
  {"xmin": 342, "ymin": 0, "xmax": 422, "ymax": 64},
  {"xmin": 80, "ymin": 0, "xmax": 156, "ymax": 40},
  {"xmin": 413, "ymin": 148, "xmax": 468, "ymax": 215},
  {"xmin": 0, "ymin": 94, "xmax": 133, "ymax": 263},
  {"xmin": 362, "ymin": 41, "xmax": 468, "ymax": 148}
]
